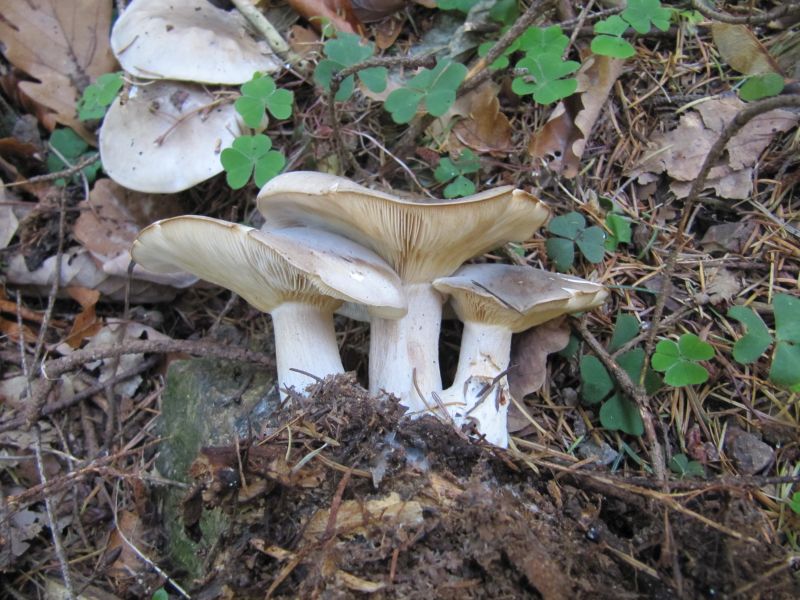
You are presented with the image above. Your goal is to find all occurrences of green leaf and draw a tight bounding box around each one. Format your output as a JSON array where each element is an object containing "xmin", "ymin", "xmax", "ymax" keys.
[
  {"xmin": 600, "ymin": 393, "xmax": 644, "ymax": 436},
  {"xmin": 739, "ymin": 73, "xmax": 785, "ymax": 102},
  {"xmin": 790, "ymin": 491, "xmax": 800, "ymax": 515},
  {"xmin": 443, "ymin": 175, "xmax": 475, "ymax": 198},
  {"xmin": 678, "ymin": 333, "xmax": 715, "ymax": 361},
  {"xmin": 665, "ymin": 361, "xmax": 709, "ymax": 387},
  {"xmin": 548, "ymin": 211, "xmax": 585, "ymax": 240},
  {"xmin": 591, "ymin": 35, "xmax": 636, "ymax": 58},
  {"xmin": 727, "ymin": 306, "xmax": 772, "ymax": 364},
  {"xmin": 546, "ymin": 237, "xmax": 575, "ymax": 271},
  {"xmin": 434, "ymin": 158, "xmax": 460, "ymax": 182},
  {"xmin": 324, "ymin": 32, "xmax": 373, "ymax": 65},
  {"xmin": 774, "ymin": 294, "xmax": 800, "ymax": 344},
  {"xmin": 479, "ymin": 40, "xmax": 513, "ymax": 70},
  {"xmin": 651, "ymin": 339, "xmax": 680, "ymax": 371},
  {"xmin": 47, "ymin": 128, "xmax": 99, "ymax": 185},
  {"xmin": 266, "ymin": 88, "xmax": 294, "ymax": 120},
  {"xmin": 512, "ymin": 53, "xmax": 579, "ymax": 104},
  {"xmin": 580, "ymin": 355, "xmax": 614, "ymax": 404},
  {"xmin": 517, "ymin": 25, "xmax": 569, "ymax": 56},
  {"xmin": 575, "ymin": 226, "xmax": 606, "ymax": 263},
  {"xmin": 489, "ymin": 0, "xmax": 519, "ymax": 25},
  {"xmin": 595, "ymin": 15, "xmax": 630, "ymax": 37},
  {"xmin": 769, "ymin": 341, "xmax": 800, "ymax": 389},
  {"xmin": 670, "ymin": 453, "xmax": 704, "ymax": 478},
  {"xmin": 558, "ymin": 334, "xmax": 579, "ymax": 358},
  {"xmin": 609, "ymin": 313, "xmax": 639, "ymax": 352},
  {"xmin": 236, "ymin": 75, "xmax": 293, "ymax": 127},
  {"xmin": 359, "ymin": 66, "xmax": 388, "ymax": 93},
  {"xmin": 385, "ymin": 88, "xmax": 424, "ymax": 123},
  {"xmin": 605, "ymin": 213, "xmax": 632, "ymax": 251},
  {"xmin": 622, "ymin": 0, "xmax": 672, "ymax": 34},
  {"xmin": 437, "ymin": 0, "xmax": 479, "ymax": 13},
  {"xmin": 220, "ymin": 134, "xmax": 284, "ymax": 189},
  {"xmin": 151, "ymin": 590, "xmax": 168, "ymax": 600},
  {"xmin": 77, "ymin": 71, "xmax": 123, "ymax": 121},
  {"xmin": 425, "ymin": 87, "xmax": 458, "ymax": 117},
  {"xmin": 618, "ymin": 348, "xmax": 662, "ymax": 394}
]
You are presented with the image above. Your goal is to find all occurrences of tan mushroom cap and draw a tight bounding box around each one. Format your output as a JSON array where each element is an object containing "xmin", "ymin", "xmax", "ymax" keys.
[
  {"xmin": 257, "ymin": 172, "xmax": 551, "ymax": 283},
  {"xmin": 131, "ymin": 215, "xmax": 407, "ymax": 318},
  {"xmin": 111, "ymin": 0, "xmax": 280, "ymax": 83},
  {"xmin": 99, "ymin": 81, "xmax": 242, "ymax": 193},
  {"xmin": 433, "ymin": 264, "xmax": 608, "ymax": 331}
]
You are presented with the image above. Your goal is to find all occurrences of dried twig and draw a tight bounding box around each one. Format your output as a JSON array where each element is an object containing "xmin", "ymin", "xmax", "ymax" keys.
[{"xmin": 690, "ymin": 0, "xmax": 800, "ymax": 25}]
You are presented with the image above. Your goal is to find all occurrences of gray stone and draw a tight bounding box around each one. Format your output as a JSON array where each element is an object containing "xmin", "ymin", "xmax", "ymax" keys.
[{"xmin": 727, "ymin": 427, "xmax": 774, "ymax": 474}]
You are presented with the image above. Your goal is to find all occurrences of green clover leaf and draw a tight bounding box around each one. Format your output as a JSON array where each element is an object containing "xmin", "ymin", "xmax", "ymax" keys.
[
  {"xmin": 600, "ymin": 393, "xmax": 643, "ymax": 436},
  {"xmin": 47, "ymin": 128, "xmax": 100, "ymax": 186},
  {"xmin": 769, "ymin": 294, "xmax": 800, "ymax": 390},
  {"xmin": 512, "ymin": 53, "xmax": 579, "ymax": 104},
  {"xmin": 385, "ymin": 59, "xmax": 467, "ymax": 123},
  {"xmin": 591, "ymin": 35, "xmax": 636, "ymax": 58},
  {"xmin": 608, "ymin": 313, "xmax": 639, "ymax": 353},
  {"xmin": 313, "ymin": 33, "xmax": 386, "ymax": 102},
  {"xmin": 739, "ymin": 73, "xmax": 785, "ymax": 102},
  {"xmin": 670, "ymin": 453, "xmax": 704, "ymax": 478},
  {"xmin": 434, "ymin": 149, "xmax": 479, "ymax": 198},
  {"xmin": 77, "ymin": 71, "xmax": 123, "ymax": 121},
  {"xmin": 546, "ymin": 211, "xmax": 606, "ymax": 270},
  {"xmin": 580, "ymin": 355, "xmax": 614, "ymax": 404},
  {"xmin": 517, "ymin": 25, "xmax": 570, "ymax": 56},
  {"xmin": 437, "ymin": 0, "xmax": 479, "ymax": 13},
  {"xmin": 622, "ymin": 0, "xmax": 672, "ymax": 34},
  {"xmin": 651, "ymin": 334, "xmax": 714, "ymax": 387},
  {"xmin": 235, "ymin": 74, "xmax": 294, "ymax": 129},
  {"xmin": 220, "ymin": 134, "xmax": 285, "ymax": 189},
  {"xmin": 727, "ymin": 306, "xmax": 772, "ymax": 364},
  {"xmin": 605, "ymin": 213, "xmax": 632, "ymax": 251},
  {"xmin": 595, "ymin": 15, "xmax": 630, "ymax": 37}
]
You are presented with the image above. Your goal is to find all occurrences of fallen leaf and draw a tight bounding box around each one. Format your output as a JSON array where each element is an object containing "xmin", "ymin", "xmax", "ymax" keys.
[
  {"xmin": 711, "ymin": 23, "xmax": 783, "ymax": 76},
  {"xmin": 699, "ymin": 221, "xmax": 756, "ymax": 254},
  {"xmin": 0, "ymin": 0, "xmax": 116, "ymax": 140},
  {"xmin": 287, "ymin": 24, "xmax": 322, "ymax": 57},
  {"xmin": 0, "ymin": 183, "xmax": 20, "ymax": 250},
  {"xmin": 704, "ymin": 267, "xmax": 740, "ymax": 304},
  {"xmin": 106, "ymin": 510, "xmax": 147, "ymax": 583},
  {"xmin": 304, "ymin": 492, "xmax": 423, "ymax": 539},
  {"xmin": 289, "ymin": 0, "xmax": 364, "ymax": 35},
  {"xmin": 374, "ymin": 13, "xmax": 405, "ymax": 50},
  {"xmin": 508, "ymin": 317, "xmax": 571, "ymax": 400},
  {"xmin": 0, "ymin": 318, "xmax": 37, "ymax": 344},
  {"xmin": 63, "ymin": 287, "xmax": 102, "ymax": 348},
  {"xmin": 450, "ymin": 82, "xmax": 513, "ymax": 154},
  {"xmin": 529, "ymin": 55, "xmax": 625, "ymax": 178}
]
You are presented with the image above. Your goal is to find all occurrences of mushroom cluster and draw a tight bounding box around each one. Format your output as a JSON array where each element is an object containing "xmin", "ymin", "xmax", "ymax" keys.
[
  {"xmin": 132, "ymin": 173, "xmax": 607, "ymax": 447},
  {"xmin": 100, "ymin": 0, "xmax": 281, "ymax": 193}
]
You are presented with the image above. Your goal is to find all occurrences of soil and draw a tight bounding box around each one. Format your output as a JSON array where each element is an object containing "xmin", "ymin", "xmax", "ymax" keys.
[{"xmin": 168, "ymin": 375, "xmax": 799, "ymax": 599}]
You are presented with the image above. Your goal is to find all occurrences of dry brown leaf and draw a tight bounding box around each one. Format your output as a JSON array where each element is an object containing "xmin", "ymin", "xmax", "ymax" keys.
[
  {"xmin": 0, "ymin": 317, "xmax": 37, "ymax": 344},
  {"xmin": 450, "ymin": 82, "xmax": 513, "ymax": 154},
  {"xmin": 63, "ymin": 287, "xmax": 102, "ymax": 349},
  {"xmin": 287, "ymin": 24, "xmax": 322, "ymax": 57},
  {"xmin": 529, "ymin": 55, "xmax": 625, "ymax": 178},
  {"xmin": 351, "ymin": 0, "xmax": 405, "ymax": 22},
  {"xmin": 0, "ymin": 0, "xmax": 116, "ymax": 141},
  {"xmin": 631, "ymin": 97, "xmax": 798, "ymax": 199},
  {"xmin": 106, "ymin": 510, "xmax": 146, "ymax": 583},
  {"xmin": 373, "ymin": 13, "xmax": 405, "ymax": 50},
  {"xmin": 304, "ymin": 492, "xmax": 423, "ymax": 539},
  {"xmin": 704, "ymin": 268, "xmax": 740, "ymax": 305},
  {"xmin": 508, "ymin": 317, "xmax": 571, "ymax": 400},
  {"xmin": 711, "ymin": 23, "xmax": 783, "ymax": 76},
  {"xmin": 289, "ymin": 0, "xmax": 364, "ymax": 35}
]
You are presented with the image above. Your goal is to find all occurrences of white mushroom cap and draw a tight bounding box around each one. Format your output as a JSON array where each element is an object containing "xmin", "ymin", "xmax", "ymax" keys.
[
  {"xmin": 111, "ymin": 0, "xmax": 280, "ymax": 83},
  {"xmin": 99, "ymin": 81, "xmax": 242, "ymax": 193},
  {"xmin": 131, "ymin": 215, "xmax": 406, "ymax": 318},
  {"xmin": 433, "ymin": 264, "xmax": 608, "ymax": 330},
  {"xmin": 257, "ymin": 172, "xmax": 551, "ymax": 283}
]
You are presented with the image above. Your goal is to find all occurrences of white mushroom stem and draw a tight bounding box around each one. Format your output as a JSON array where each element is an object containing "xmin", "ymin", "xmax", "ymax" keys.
[
  {"xmin": 369, "ymin": 283, "xmax": 444, "ymax": 414},
  {"xmin": 439, "ymin": 322, "xmax": 513, "ymax": 448},
  {"xmin": 270, "ymin": 302, "xmax": 344, "ymax": 398}
]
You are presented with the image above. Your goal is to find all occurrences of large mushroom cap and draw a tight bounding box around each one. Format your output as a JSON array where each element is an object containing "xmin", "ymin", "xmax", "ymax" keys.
[
  {"xmin": 99, "ymin": 81, "xmax": 242, "ymax": 193},
  {"xmin": 111, "ymin": 0, "xmax": 280, "ymax": 83},
  {"xmin": 131, "ymin": 215, "xmax": 407, "ymax": 318},
  {"xmin": 433, "ymin": 264, "xmax": 608, "ymax": 331},
  {"xmin": 257, "ymin": 172, "xmax": 551, "ymax": 283}
]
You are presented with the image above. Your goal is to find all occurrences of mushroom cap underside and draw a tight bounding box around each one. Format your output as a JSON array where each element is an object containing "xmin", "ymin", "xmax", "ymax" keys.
[
  {"xmin": 131, "ymin": 215, "xmax": 407, "ymax": 318},
  {"xmin": 111, "ymin": 0, "xmax": 279, "ymax": 83},
  {"xmin": 433, "ymin": 264, "xmax": 608, "ymax": 331},
  {"xmin": 257, "ymin": 172, "xmax": 551, "ymax": 283}
]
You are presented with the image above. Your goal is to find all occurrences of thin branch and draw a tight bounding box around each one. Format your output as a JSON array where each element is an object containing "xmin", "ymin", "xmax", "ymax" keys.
[
  {"xmin": 690, "ymin": 0, "xmax": 800, "ymax": 25},
  {"xmin": 231, "ymin": 0, "xmax": 293, "ymax": 59},
  {"xmin": 1, "ymin": 154, "xmax": 99, "ymax": 187}
]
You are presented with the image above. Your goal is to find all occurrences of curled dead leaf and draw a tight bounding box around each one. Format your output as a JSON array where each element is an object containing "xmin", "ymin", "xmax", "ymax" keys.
[
  {"xmin": 289, "ymin": 0, "xmax": 364, "ymax": 35},
  {"xmin": 508, "ymin": 317, "xmax": 571, "ymax": 400},
  {"xmin": 711, "ymin": 23, "xmax": 783, "ymax": 76},
  {"xmin": 450, "ymin": 82, "xmax": 513, "ymax": 154}
]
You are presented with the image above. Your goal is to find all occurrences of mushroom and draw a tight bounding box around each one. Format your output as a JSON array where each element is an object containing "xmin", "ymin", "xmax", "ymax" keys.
[
  {"xmin": 432, "ymin": 264, "xmax": 608, "ymax": 447},
  {"xmin": 131, "ymin": 215, "xmax": 406, "ymax": 397},
  {"xmin": 256, "ymin": 172, "xmax": 550, "ymax": 412},
  {"xmin": 111, "ymin": 0, "xmax": 280, "ymax": 84}
]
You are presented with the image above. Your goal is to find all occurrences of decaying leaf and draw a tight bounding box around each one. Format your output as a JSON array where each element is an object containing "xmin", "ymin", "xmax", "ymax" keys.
[
  {"xmin": 0, "ymin": 0, "xmax": 116, "ymax": 140},
  {"xmin": 304, "ymin": 492, "xmax": 423, "ymax": 539},
  {"xmin": 63, "ymin": 287, "xmax": 102, "ymax": 348},
  {"xmin": 287, "ymin": 24, "xmax": 323, "ymax": 57},
  {"xmin": 105, "ymin": 510, "xmax": 147, "ymax": 584},
  {"xmin": 529, "ymin": 55, "xmax": 625, "ymax": 178},
  {"xmin": 699, "ymin": 221, "xmax": 756, "ymax": 254},
  {"xmin": 351, "ymin": 0, "xmax": 405, "ymax": 22},
  {"xmin": 711, "ymin": 23, "xmax": 783, "ymax": 76},
  {"xmin": 704, "ymin": 267, "xmax": 741, "ymax": 305},
  {"xmin": 630, "ymin": 96, "xmax": 798, "ymax": 199},
  {"xmin": 508, "ymin": 317, "xmax": 571, "ymax": 400},
  {"xmin": 0, "ymin": 183, "xmax": 20, "ymax": 250},
  {"xmin": 289, "ymin": 0, "xmax": 364, "ymax": 35},
  {"xmin": 449, "ymin": 82, "xmax": 513, "ymax": 154}
]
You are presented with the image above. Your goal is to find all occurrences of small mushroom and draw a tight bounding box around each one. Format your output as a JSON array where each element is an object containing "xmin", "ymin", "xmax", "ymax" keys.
[
  {"xmin": 433, "ymin": 264, "xmax": 607, "ymax": 447},
  {"xmin": 257, "ymin": 172, "xmax": 550, "ymax": 413},
  {"xmin": 111, "ymin": 0, "xmax": 280, "ymax": 84},
  {"xmin": 99, "ymin": 81, "xmax": 242, "ymax": 193},
  {"xmin": 131, "ymin": 215, "xmax": 406, "ymax": 397}
]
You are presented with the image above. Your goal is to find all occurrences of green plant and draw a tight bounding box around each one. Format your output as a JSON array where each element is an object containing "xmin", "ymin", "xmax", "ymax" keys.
[
  {"xmin": 510, "ymin": 26, "xmax": 580, "ymax": 104},
  {"xmin": 790, "ymin": 491, "xmax": 800, "ymax": 515},
  {"xmin": 151, "ymin": 589, "xmax": 168, "ymax": 600},
  {"xmin": 579, "ymin": 314, "xmax": 661, "ymax": 436},
  {"xmin": 651, "ymin": 333, "xmax": 715, "ymax": 387},
  {"xmin": 670, "ymin": 453, "xmax": 704, "ymax": 478},
  {"xmin": 220, "ymin": 134, "xmax": 285, "ymax": 189},
  {"xmin": 728, "ymin": 294, "xmax": 800, "ymax": 391},
  {"xmin": 739, "ymin": 72, "xmax": 785, "ymax": 102},
  {"xmin": 77, "ymin": 71, "xmax": 123, "ymax": 121},
  {"xmin": 384, "ymin": 59, "xmax": 467, "ymax": 124},
  {"xmin": 592, "ymin": 0, "xmax": 671, "ymax": 58},
  {"xmin": 546, "ymin": 211, "xmax": 606, "ymax": 271},
  {"xmin": 47, "ymin": 128, "xmax": 101, "ymax": 186},
  {"xmin": 437, "ymin": 0, "xmax": 479, "ymax": 13},
  {"xmin": 314, "ymin": 33, "xmax": 387, "ymax": 101},
  {"xmin": 604, "ymin": 212, "xmax": 632, "ymax": 251},
  {"xmin": 235, "ymin": 73, "xmax": 294, "ymax": 128},
  {"xmin": 433, "ymin": 149, "xmax": 479, "ymax": 198}
]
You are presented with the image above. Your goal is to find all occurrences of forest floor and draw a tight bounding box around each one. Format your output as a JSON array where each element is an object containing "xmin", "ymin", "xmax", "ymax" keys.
[{"xmin": 1, "ymin": 0, "xmax": 799, "ymax": 598}]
